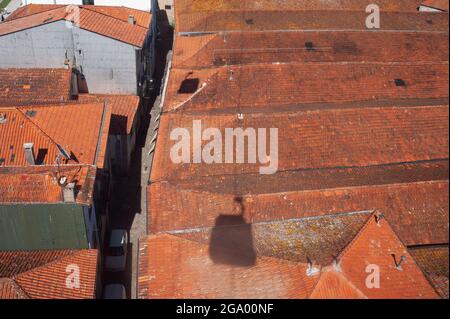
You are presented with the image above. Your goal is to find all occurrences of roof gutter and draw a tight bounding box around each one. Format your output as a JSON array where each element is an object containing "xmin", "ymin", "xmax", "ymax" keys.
[{"xmin": 93, "ymin": 101, "xmax": 108, "ymax": 166}]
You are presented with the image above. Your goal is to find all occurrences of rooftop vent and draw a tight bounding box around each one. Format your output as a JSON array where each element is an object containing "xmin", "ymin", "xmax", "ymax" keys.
[
  {"xmin": 245, "ymin": 19, "xmax": 254, "ymax": 25},
  {"xmin": 306, "ymin": 257, "xmax": 320, "ymax": 276},
  {"xmin": 305, "ymin": 42, "xmax": 315, "ymax": 51},
  {"xmin": 375, "ymin": 213, "xmax": 385, "ymax": 226},
  {"xmin": 63, "ymin": 182, "xmax": 76, "ymax": 203},
  {"xmin": 23, "ymin": 143, "xmax": 35, "ymax": 165},
  {"xmin": 392, "ymin": 254, "xmax": 407, "ymax": 271},
  {"xmin": 25, "ymin": 110, "xmax": 36, "ymax": 118},
  {"xmin": 128, "ymin": 15, "xmax": 136, "ymax": 25},
  {"xmin": 0, "ymin": 112, "xmax": 6, "ymax": 124},
  {"xmin": 394, "ymin": 78, "xmax": 406, "ymax": 87}
]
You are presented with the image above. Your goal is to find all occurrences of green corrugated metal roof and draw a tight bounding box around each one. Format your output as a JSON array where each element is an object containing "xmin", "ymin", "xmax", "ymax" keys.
[{"xmin": 0, "ymin": 204, "xmax": 88, "ymax": 250}]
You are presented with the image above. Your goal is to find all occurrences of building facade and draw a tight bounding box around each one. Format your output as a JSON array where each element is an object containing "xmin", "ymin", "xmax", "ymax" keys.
[{"xmin": 0, "ymin": 4, "xmax": 153, "ymax": 94}]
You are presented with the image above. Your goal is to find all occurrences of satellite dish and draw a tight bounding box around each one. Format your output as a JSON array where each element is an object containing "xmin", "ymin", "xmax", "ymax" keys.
[
  {"xmin": 56, "ymin": 144, "xmax": 71, "ymax": 160},
  {"xmin": 58, "ymin": 176, "xmax": 68, "ymax": 186}
]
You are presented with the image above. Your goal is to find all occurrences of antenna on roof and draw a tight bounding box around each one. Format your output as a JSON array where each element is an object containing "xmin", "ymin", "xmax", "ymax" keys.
[
  {"xmin": 306, "ymin": 257, "xmax": 320, "ymax": 276},
  {"xmin": 375, "ymin": 212, "xmax": 385, "ymax": 226},
  {"xmin": 57, "ymin": 144, "xmax": 71, "ymax": 160},
  {"xmin": 392, "ymin": 254, "xmax": 407, "ymax": 271}
]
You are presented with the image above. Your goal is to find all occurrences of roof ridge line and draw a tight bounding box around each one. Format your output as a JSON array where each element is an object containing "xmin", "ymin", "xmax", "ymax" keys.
[
  {"xmin": 156, "ymin": 178, "xmax": 449, "ymax": 198},
  {"xmin": 162, "ymin": 210, "xmax": 374, "ymax": 234},
  {"xmin": 308, "ymin": 268, "xmax": 369, "ymax": 299},
  {"xmin": 11, "ymin": 250, "xmax": 78, "ymax": 279},
  {"xmin": 15, "ymin": 108, "xmax": 63, "ymax": 161},
  {"xmin": 6, "ymin": 278, "xmax": 31, "ymax": 299},
  {"xmin": 149, "ymin": 158, "xmax": 450, "ymax": 184},
  {"xmin": 335, "ymin": 210, "xmax": 378, "ymax": 261},
  {"xmin": 2, "ymin": 5, "xmax": 66, "ymax": 23},
  {"xmin": 174, "ymin": 60, "xmax": 450, "ymax": 71},
  {"xmin": 79, "ymin": 6, "xmax": 149, "ymax": 30}
]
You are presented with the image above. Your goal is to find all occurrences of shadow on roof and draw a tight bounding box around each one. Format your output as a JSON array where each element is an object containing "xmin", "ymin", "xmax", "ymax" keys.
[{"xmin": 208, "ymin": 197, "xmax": 256, "ymax": 267}]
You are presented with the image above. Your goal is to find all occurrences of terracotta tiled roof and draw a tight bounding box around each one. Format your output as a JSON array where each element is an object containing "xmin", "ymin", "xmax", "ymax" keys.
[
  {"xmin": 0, "ymin": 165, "xmax": 96, "ymax": 205},
  {"xmin": 78, "ymin": 94, "xmax": 140, "ymax": 135},
  {"xmin": 0, "ymin": 5, "xmax": 149, "ymax": 47},
  {"xmin": 409, "ymin": 245, "xmax": 449, "ymax": 298},
  {"xmin": 148, "ymin": 160, "xmax": 449, "ymax": 246},
  {"xmin": 175, "ymin": 0, "xmax": 425, "ymax": 13},
  {"xmin": 0, "ymin": 67, "xmax": 139, "ymax": 136},
  {"xmin": 330, "ymin": 213, "xmax": 437, "ymax": 298},
  {"xmin": 143, "ymin": 0, "xmax": 449, "ymax": 299},
  {"xmin": 6, "ymin": 4, "xmax": 151, "ymax": 27},
  {"xmin": 421, "ymin": 0, "xmax": 449, "ymax": 11},
  {"xmin": 138, "ymin": 233, "xmax": 318, "ymax": 299},
  {"xmin": 138, "ymin": 212, "xmax": 438, "ymax": 299},
  {"xmin": 151, "ymin": 106, "xmax": 449, "ymax": 180},
  {"xmin": 0, "ymin": 279, "xmax": 28, "ymax": 299},
  {"xmin": 82, "ymin": 5, "xmax": 151, "ymax": 27},
  {"xmin": 164, "ymin": 63, "xmax": 449, "ymax": 113},
  {"xmin": 0, "ymin": 249, "xmax": 98, "ymax": 299},
  {"xmin": 0, "ymin": 103, "xmax": 111, "ymax": 168},
  {"xmin": 172, "ymin": 31, "xmax": 449, "ymax": 69},
  {"xmin": 175, "ymin": 10, "xmax": 448, "ymax": 34},
  {"xmin": 4, "ymin": 4, "xmax": 64, "ymax": 21},
  {"xmin": 0, "ymin": 68, "xmax": 73, "ymax": 107}
]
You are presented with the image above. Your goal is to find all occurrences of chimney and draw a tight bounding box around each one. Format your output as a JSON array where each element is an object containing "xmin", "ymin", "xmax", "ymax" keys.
[
  {"xmin": 63, "ymin": 182, "xmax": 76, "ymax": 203},
  {"xmin": 23, "ymin": 143, "xmax": 35, "ymax": 165},
  {"xmin": 128, "ymin": 15, "xmax": 135, "ymax": 25}
]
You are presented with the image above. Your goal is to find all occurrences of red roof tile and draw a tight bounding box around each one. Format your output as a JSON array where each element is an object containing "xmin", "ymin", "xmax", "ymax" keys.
[
  {"xmin": 142, "ymin": 0, "xmax": 449, "ymax": 299},
  {"xmin": 164, "ymin": 63, "xmax": 449, "ymax": 113},
  {"xmin": 409, "ymin": 245, "xmax": 449, "ymax": 298},
  {"xmin": 0, "ymin": 68, "xmax": 73, "ymax": 107},
  {"xmin": 0, "ymin": 279, "xmax": 28, "ymax": 299},
  {"xmin": 0, "ymin": 103, "xmax": 111, "ymax": 167},
  {"xmin": 138, "ymin": 212, "xmax": 438, "ymax": 299},
  {"xmin": 78, "ymin": 94, "xmax": 140, "ymax": 135},
  {"xmin": 4, "ymin": 4, "xmax": 64, "ymax": 21},
  {"xmin": 336, "ymin": 213, "xmax": 438, "ymax": 298},
  {"xmin": 176, "ymin": 0, "xmax": 425, "ymax": 13},
  {"xmin": 148, "ymin": 161, "xmax": 449, "ymax": 246},
  {"xmin": 421, "ymin": 0, "xmax": 449, "ymax": 11},
  {"xmin": 0, "ymin": 249, "xmax": 98, "ymax": 299},
  {"xmin": 0, "ymin": 165, "xmax": 96, "ymax": 205},
  {"xmin": 175, "ymin": 10, "xmax": 448, "ymax": 34},
  {"xmin": 151, "ymin": 106, "xmax": 449, "ymax": 180},
  {"xmin": 0, "ymin": 5, "xmax": 149, "ymax": 47},
  {"xmin": 82, "ymin": 5, "xmax": 151, "ymax": 27},
  {"xmin": 138, "ymin": 233, "xmax": 319, "ymax": 299},
  {"xmin": 6, "ymin": 4, "xmax": 151, "ymax": 27},
  {"xmin": 172, "ymin": 31, "xmax": 449, "ymax": 69}
]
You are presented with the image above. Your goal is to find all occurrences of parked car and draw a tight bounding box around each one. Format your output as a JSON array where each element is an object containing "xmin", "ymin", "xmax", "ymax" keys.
[
  {"xmin": 103, "ymin": 284, "xmax": 127, "ymax": 299},
  {"xmin": 105, "ymin": 229, "xmax": 128, "ymax": 272}
]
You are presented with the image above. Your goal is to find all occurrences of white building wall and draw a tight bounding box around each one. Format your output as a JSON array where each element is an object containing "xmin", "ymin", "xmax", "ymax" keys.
[
  {"xmin": 73, "ymin": 27, "xmax": 139, "ymax": 94},
  {"xmin": 0, "ymin": 21, "xmax": 74, "ymax": 67},
  {"xmin": 0, "ymin": 21, "xmax": 140, "ymax": 94}
]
